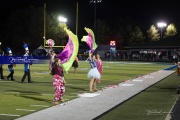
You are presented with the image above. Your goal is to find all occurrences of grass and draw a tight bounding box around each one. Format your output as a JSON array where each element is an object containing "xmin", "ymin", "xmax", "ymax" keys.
[{"xmin": 0, "ymin": 61, "xmax": 178, "ymax": 120}]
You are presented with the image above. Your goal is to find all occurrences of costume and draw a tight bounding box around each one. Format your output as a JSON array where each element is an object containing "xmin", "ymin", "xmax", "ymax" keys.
[
  {"xmin": 49, "ymin": 52, "xmax": 56, "ymax": 70},
  {"xmin": 21, "ymin": 43, "xmax": 32, "ymax": 83},
  {"xmin": 72, "ymin": 57, "xmax": 78, "ymax": 68},
  {"xmin": 0, "ymin": 51, "xmax": 4, "ymax": 80},
  {"xmin": 7, "ymin": 47, "xmax": 15, "ymax": 80},
  {"xmin": 178, "ymin": 62, "xmax": 180, "ymax": 75},
  {"xmin": 45, "ymin": 39, "xmax": 56, "ymax": 70},
  {"xmin": 0, "ymin": 64, "xmax": 4, "ymax": 80},
  {"xmin": 52, "ymin": 65, "xmax": 65, "ymax": 102},
  {"xmin": 87, "ymin": 59, "xmax": 100, "ymax": 79},
  {"xmin": 96, "ymin": 59, "xmax": 102, "ymax": 82}
]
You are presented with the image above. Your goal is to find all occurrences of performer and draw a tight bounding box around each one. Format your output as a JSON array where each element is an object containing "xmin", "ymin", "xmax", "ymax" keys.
[
  {"xmin": 72, "ymin": 56, "xmax": 79, "ymax": 76},
  {"xmin": 96, "ymin": 54, "xmax": 103, "ymax": 83},
  {"xmin": 87, "ymin": 50, "xmax": 100, "ymax": 92},
  {"xmin": 7, "ymin": 47, "xmax": 15, "ymax": 81},
  {"xmin": 177, "ymin": 62, "xmax": 180, "ymax": 76},
  {"xmin": 51, "ymin": 58, "xmax": 66, "ymax": 105},
  {"xmin": 21, "ymin": 43, "xmax": 32, "ymax": 83},
  {"xmin": 0, "ymin": 51, "xmax": 4, "ymax": 80},
  {"xmin": 45, "ymin": 38, "xmax": 56, "ymax": 71},
  {"xmin": 48, "ymin": 49, "xmax": 56, "ymax": 71}
]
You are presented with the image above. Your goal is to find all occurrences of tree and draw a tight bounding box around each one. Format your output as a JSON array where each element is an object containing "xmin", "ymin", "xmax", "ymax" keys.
[
  {"xmin": 124, "ymin": 24, "xmax": 134, "ymax": 45},
  {"xmin": 147, "ymin": 25, "xmax": 160, "ymax": 41},
  {"xmin": 133, "ymin": 26, "xmax": 145, "ymax": 43},
  {"xmin": 164, "ymin": 23, "xmax": 177, "ymax": 38},
  {"xmin": 6, "ymin": 6, "xmax": 44, "ymax": 51},
  {"xmin": 5, "ymin": 6, "xmax": 64, "ymax": 52},
  {"xmin": 96, "ymin": 19, "xmax": 111, "ymax": 44}
]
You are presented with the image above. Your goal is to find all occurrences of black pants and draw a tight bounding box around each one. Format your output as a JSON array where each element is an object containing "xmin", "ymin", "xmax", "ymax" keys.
[
  {"xmin": 0, "ymin": 67, "xmax": 4, "ymax": 79},
  {"xmin": 21, "ymin": 69, "xmax": 31, "ymax": 83},
  {"xmin": 7, "ymin": 70, "xmax": 14, "ymax": 80}
]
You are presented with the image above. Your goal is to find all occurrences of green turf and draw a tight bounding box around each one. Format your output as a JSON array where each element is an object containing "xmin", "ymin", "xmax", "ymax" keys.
[{"xmin": 0, "ymin": 61, "xmax": 176, "ymax": 120}]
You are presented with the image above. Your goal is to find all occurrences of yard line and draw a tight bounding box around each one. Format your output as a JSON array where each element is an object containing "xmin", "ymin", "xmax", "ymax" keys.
[
  {"xmin": 0, "ymin": 114, "xmax": 20, "ymax": 117},
  {"xmin": 42, "ymin": 94, "xmax": 53, "ymax": 96},
  {"xmin": 16, "ymin": 109, "xmax": 36, "ymax": 112},
  {"xmin": 30, "ymin": 105, "xmax": 49, "ymax": 107}
]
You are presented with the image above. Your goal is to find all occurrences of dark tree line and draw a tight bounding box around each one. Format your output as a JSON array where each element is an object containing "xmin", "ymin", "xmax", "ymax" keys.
[{"xmin": 0, "ymin": 5, "xmax": 180, "ymax": 53}]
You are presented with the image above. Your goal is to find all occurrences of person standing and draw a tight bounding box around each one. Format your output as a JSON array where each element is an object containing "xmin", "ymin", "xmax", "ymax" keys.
[
  {"xmin": 96, "ymin": 54, "xmax": 103, "ymax": 83},
  {"xmin": 48, "ymin": 49, "xmax": 56, "ymax": 71},
  {"xmin": 7, "ymin": 47, "xmax": 15, "ymax": 81},
  {"xmin": 72, "ymin": 56, "xmax": 79, "ymax": 76},
  {"xmin": 0, "ymin": 51, "xmax": 4, "ymax": 80},
  {"xmin": 87, "ymin": 50, "xmax": 100, "ymax": 92},
  {"xmin": 51, "ymin": 58, "xmax": 66, "ymax": 105},
  {"xmin": 21, "ymin": 43, "xmax": 32, "ymax": 83}
]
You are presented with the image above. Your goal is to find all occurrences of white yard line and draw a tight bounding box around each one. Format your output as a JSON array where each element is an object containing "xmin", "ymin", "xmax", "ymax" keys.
[
  {"xmin": 0, "ymin": 114, "xmax": 20, "ymax": 117},
  {"xmin": 30, "ymin": 105, "xmax": 49, "ymax": 108},
  {"xmin": 16, "ymin": 109, "xmax": 36, "ymax": 112}
]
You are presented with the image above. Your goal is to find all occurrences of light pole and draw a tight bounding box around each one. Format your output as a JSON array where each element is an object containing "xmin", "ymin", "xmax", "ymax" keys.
[
  {"xmin": 58, "ymin": 16, "xmax": 67, "ymax": 45},
  {"xmin": 90, "ymin": 0, "xmax": 102, "ymax": 40},
  {"xmin": 157, "ymin": 22, "xmax": 167, "ymax": 39}
]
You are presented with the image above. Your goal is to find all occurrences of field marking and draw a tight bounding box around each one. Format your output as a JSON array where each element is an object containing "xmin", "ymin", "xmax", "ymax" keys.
[
  {"xmin": 4, "ymin": 92, "xmax": 20, "ymax": 94},
  {"xmin": 16, "ymin": 109, "xmax": 36, "ymax": 112},
  {"xmin": 0, "ymin": 114, "xmax": 20, "ymax": 117},
  {"xmin": 30, "ymin": 105, "xmax": 49, "ymax": 107},
  {"xmin": 132, "ymin": 79, "xmax": 143, "ymax": 82},
  {"xmin": 78, "ymin": 68, "xmax": 89, "ymax": 70},
  {"xmin": 119, "ymin": 83, "xmax": 135, "ymax": 86},
  {"xmin": 144, "ymin": 75, "xmax": 154, "ymax": 78},
  {"xmin": 33, "ymin": 72, "xmax": 50, "ymax": 74},
  {"xmin": 78, "ymin": 93, "xmax": 100, "ymax": 97},
  {"xmin": 105, "ymin": 62, "xmax": 154, "ymax": 64}
]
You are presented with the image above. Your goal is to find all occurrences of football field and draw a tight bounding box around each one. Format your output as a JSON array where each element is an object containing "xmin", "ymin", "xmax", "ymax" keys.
[{"xmin": 0, "ymin": 61, "xmax": 179, "ymax": 120}]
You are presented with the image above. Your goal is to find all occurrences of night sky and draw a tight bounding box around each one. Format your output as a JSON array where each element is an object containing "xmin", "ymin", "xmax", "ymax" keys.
[{"xmin": 0, "ymin": 0, "xmax": 180, "ymax": 34}]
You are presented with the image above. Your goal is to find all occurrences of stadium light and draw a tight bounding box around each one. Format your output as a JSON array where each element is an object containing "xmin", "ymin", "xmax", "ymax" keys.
[
  {"xmin": 157, "ymin": 22, "xmax": 167, "ymax": 39},
  {"xmin": 89, "ymin": 0, "xmax": 102, "ymax": 40}
]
